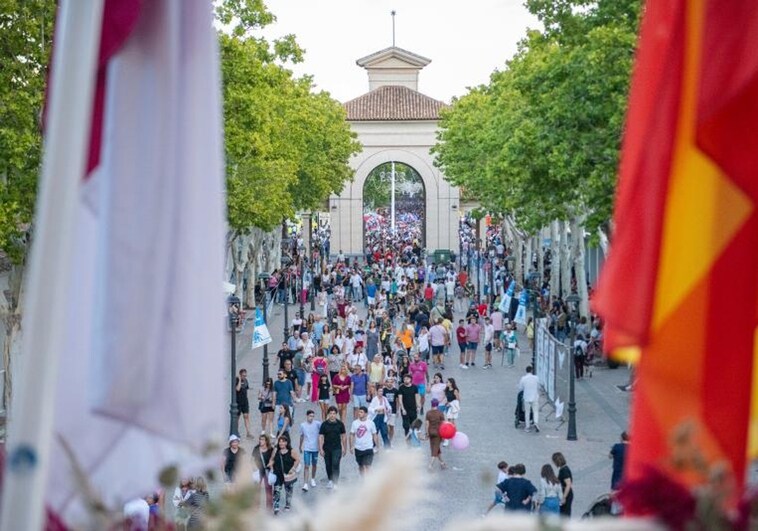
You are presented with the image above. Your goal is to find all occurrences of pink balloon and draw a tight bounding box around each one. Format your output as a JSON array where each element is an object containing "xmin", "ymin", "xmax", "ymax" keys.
[{"xmin": 451, "ymin": 431, "xmax": 469, "ymax": 450}]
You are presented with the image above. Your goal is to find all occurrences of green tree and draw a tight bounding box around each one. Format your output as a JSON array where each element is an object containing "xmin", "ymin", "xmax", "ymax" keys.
[{"xmin": 0, "ymin": 0, "xmax": 55, "ymax": 412}]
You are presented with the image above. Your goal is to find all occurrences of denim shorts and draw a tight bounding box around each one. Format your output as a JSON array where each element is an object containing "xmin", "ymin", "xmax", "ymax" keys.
[
  {"xmin": 467, "ymin": 342, "xmax": 478, "ymax": 351},
  {"xmin": 353, "ymin": 394, "xmax": 368, "ymax": 408},
  {"xmin": 303, "ymin": 450, "xmax": 319, "ymax": 466}
]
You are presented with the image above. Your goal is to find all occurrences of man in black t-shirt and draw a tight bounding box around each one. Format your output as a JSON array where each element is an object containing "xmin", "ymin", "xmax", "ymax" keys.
[
  {"xmin": 397, "ymin": 374, "xmax": 420, "ymax": 438},
  {"xmin": 235, "ymin": 369, "xmax": 252, "ymax": 438},
  {"xmin": 382, "ymin": 379, "xmax": 400, "ymax": 442},
  {"xmin": 277, "ymin": 343, "xmax": 294, "ymax": 370},
  {"xmin": 319, "ymin": 406, "xmax": 347, "ymax": 488}
]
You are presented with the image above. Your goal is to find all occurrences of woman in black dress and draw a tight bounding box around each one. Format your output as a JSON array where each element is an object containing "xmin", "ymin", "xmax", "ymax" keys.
[{"xmin": 552, "ymin": 452, "xmax": 574, "ymax": 517}]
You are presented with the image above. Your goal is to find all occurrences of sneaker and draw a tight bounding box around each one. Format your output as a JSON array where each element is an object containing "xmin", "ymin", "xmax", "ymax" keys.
[
  {"xmin": 459, "ymin": 364, "xmax": 467, "ymax": 369},
  {"xmin": 274, "ymin": 509, "xmax": 280, "ymax": 516},
  {"xmin": 284, "ymin": 506, "xmax": 291, "ymax": 511},
  {"xmin": 440, "ymin": 365, "xmax": 445, "ymax": 370},
  {"xmin": 471, "ymin": 362, "xmax": 476, "ymax": 367},
  {"xmin": 302, "ymin": 483, "xmax": 309, "ymax": 492},
  {"xmin": 534, "ymin": 425, "xmax": 540, "ymax": 433},
  {"xmin": 327, "ymin": 480, "xmax": 334, "ymax": 489},
  {"xmin": 442, "ymin": 439, "xmax": 449, "ymax": 447},
  {"xmin": 524, "ymin": 428, "xmax": 531, "ymax": 433},
  {"xmin": 310, "ymin": 478, "xmax": 317, "ymax": 487}
]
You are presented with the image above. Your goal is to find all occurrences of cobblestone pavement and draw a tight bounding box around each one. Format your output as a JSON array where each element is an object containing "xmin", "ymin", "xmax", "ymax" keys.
[{"xmin": 226, "ymin": 298, "xmax": 631, "ymax": 526}]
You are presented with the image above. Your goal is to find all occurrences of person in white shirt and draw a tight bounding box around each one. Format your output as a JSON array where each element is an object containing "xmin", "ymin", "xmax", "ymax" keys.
[
  {"xmin": 368, "ymin": 386, "xmax": 392, "ymax": 448},
  {"xmin": 347, "ymin": 346, "xmax": 368, "ymax": 371},
  {"xmin": 349, "ymin": 406, "xmax": 379, "ymax": 475},
  {"xmin": 483, "ymin": 318, "xmax": 495, "ymax": 369},
  {"xmin": 445, "ymin": 278, "xmax": 455, "ymax": 303},
  {"xmin": 518, "ymin": 365, "xmax": 540, "ymax": 432},
  {"xmin": 350, "ymin": 272, "xmax": 363, "ymax": 302},
  {"xmin": 299, "ymin": 410, "xmax": 322, "ymax": 491}
]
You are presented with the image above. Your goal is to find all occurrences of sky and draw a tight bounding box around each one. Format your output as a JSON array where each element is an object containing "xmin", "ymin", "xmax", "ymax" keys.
[{"xmin": 261, "ymin": 0, "xmax": 541, "ymax": 103}]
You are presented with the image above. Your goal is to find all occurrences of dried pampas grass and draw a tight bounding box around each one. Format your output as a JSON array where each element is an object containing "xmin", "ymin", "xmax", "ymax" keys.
[
  {"xmin": 445, "ymin": 514, "xmax": 665, "ymax": 531},
  {"xmin": 265, "ymin": 449, "xmax": 430, "ymax": 531}
]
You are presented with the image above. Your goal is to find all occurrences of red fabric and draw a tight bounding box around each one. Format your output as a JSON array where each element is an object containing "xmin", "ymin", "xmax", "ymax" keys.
[
  {"xmin": 592, "ymin": 0, "xmax": 685, "ymax": 350},
  {"xmin": 86, "ymin": 0, "xmax": 143, "ymax": 175},
  {"xmin": 696, "ymin": 0, "xmax": 758, "ymax": 492}
]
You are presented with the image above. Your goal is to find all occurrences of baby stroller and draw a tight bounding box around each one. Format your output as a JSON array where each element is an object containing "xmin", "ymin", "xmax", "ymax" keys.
[
  {"xmin": 514, "ymin": 390, "xmax": 534, "ymax": 428},
  {"xmin": 582, "ymin": 492, "xmax": 622, "ymax": 518}
]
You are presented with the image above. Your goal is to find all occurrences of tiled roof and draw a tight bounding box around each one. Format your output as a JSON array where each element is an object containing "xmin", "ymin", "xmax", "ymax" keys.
[{"xmin": 344, "ymin": 85, "xmax": 447, "ymax": 121}]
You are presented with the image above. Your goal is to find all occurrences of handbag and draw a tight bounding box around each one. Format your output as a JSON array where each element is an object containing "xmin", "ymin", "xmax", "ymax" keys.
[{"xmin": 280, "ymin": 453, "xmax": 298, "ymax": 483}]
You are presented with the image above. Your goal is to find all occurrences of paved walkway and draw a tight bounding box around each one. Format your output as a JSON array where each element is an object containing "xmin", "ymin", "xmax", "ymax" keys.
[{"xmin": 228, "ymin": 298, "xmax": 631, "ymax": 526}]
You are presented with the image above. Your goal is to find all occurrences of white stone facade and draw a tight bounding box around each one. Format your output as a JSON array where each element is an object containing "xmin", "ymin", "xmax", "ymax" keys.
[{"xmin": 330, "ymin": 47, "xmax": 461, "ymax": 257}]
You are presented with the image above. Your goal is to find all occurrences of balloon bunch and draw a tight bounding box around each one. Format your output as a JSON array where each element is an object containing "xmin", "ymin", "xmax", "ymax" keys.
[{"xmin": 439, "ymin": 422, "xmax": 469, "ymax": 450}]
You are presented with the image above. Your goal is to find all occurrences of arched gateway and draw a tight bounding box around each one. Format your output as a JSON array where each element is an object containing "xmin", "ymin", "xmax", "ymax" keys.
[{"xmin": 328, "ymin": 46, "xmax": 461, "ymax": 259}]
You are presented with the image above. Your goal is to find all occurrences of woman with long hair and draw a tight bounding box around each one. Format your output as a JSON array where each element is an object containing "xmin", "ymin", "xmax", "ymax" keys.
[
  {"xmin": 252, "ymin": 434, "xmax": 274, "ymax": 509},
  {"xmin": 429, "ymin": 372, "xmax": 446, "ymax": 411},
  {"xmin": 537, "ymin": 463, "xmax": 562, "ymax": 514},
  {"xmin": 276, "ymin": 404, "xmax": 293, "ymax": 440},
  {"xmin": 320, "ymin": 324, "xmax": 333, "ymax": 357},
  {"xmin": 258, "ymin": 378, "xmax": 275, "ymax": 436},
  {"xmin": 442, "ymin": 377, "xmax": 461, "ymax": 447},
  {"xmin": 552, "ymin": 452, "xmax": 574, "ymax": 517},
  {"xmin": 268, "ymin": 436, "xmax": 301, "ymax": 515},
  {"xmin": 332, "ymin": 363, "xmax": 352, "ymax": 424}
]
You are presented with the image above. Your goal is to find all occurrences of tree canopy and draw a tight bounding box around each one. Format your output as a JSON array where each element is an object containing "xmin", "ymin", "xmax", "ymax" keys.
[
  {"xmin": 433, "ymin": 0, "xmax": 640, "ymax": 235},
  {"xmin": 219, "ymin": 0, "xmax": 361, "ymax": 233},
  {"xmin": 0, "ymin": 0, "xmax": 55, "ymax": 263}
]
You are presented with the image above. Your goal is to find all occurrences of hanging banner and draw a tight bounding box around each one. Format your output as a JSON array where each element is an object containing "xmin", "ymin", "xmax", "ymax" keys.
[
  {"xmin": 514, "ymin": 290, "xmax": 528, "ymax": 325},
  {"xmin": 499, "ymin": 280, "xmax": 516, "ymax": 314},
  {"xmin": 252, "ymin": 308, "xmax": 272, "ymax": 349}
]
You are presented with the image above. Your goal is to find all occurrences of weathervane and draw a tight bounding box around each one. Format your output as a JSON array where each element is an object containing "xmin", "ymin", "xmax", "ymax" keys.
[{"xmin": 391, "ymin": 10, "xmax": 396, "ymax": 47}]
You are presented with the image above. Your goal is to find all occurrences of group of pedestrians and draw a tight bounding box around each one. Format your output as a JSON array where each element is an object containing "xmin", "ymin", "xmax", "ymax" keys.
[{"xmin": 483, "ymin": 452, "xmax": 574, "ymax": 517}]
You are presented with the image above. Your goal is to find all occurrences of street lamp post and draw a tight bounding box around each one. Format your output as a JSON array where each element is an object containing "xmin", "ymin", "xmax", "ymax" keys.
[
  {"xmin": 379, "ymin": 162, "xmax": 406, "ymax": 234},
  {"xmin": 310, "ymin": 260, "xmax": 316, "ymax": 312},
  {"xmin": 281, "ymin": 255, "xmax": 292, "ymax": 342},
  {"xmin": 227, "ymin": 294, "xmax": 241, "ymax": 437},
  {"xmin": 476, "ymin": 238, "xmax": 482, "ymax": 304},
  {"xmin": 299, "ymin": 257, "xmax": 305, "ymax": 319},
  {"xmin": 566, "ymin": 293, "xmax": 580, "ymax": 441},
  {"xmin": 257, "ymin": 274, "xmax": 271, "ymax": 384},
  {"xmin": 489, "ymin": 248, "xmax": 496, "ymax": 305},
  {"xmin": 529, "ymin": 288, "xmax": 542, "ymax": 370}
]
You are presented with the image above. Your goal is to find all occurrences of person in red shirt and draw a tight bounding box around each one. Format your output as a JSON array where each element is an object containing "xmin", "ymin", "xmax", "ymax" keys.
[
  {"xmin": 477, "ymin": 302, "xmax": 488, "ymax": 318},
  {"xmin": 456, "ymin": 319, "xmax": 468, "ymax": 369},
  {"xmin": 424, "ymin": 284, "xmax": 434, "ymax": 302},
  {"xmin": 457, "ymin": 270, "xmax": 468, "ymax": 287}
]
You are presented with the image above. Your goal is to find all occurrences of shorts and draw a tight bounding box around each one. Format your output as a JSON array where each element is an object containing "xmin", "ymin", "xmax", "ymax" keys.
[
  {"xmin": 367, "ymin": 296, "xmax": 376, "ymax": 305},
  {"xmin": 354, "ymin": 448, "xmax": 374, "ymax": 467},
  {"xmin": 458, "ymin": 343, "xmax": 467, "ymax": 353},
  {"xmin": 295, "ymin": 368, "xmax": 306, "ymax": 387},
  {"xmin": 467, "ymin": 342, "xmax": 478, "ymax": 351},
  {"xmin": 431, "ymin": 345, "xmax": 445, "ymax": 355},
  {"xmin": 238, "ymin": 402, "xmax": 250, "ymax": 414},
  {"xmin": 493, "ymin": 490, "xmax": 504, "ymax": 505},
  {"xmin": 416, "ymin": 384, "xmax": 426, "ymax": 396},
  {"xmin": 387, "ymin": 413, "xmax": 396, "ymax": 427},
  {"xmin": 353, "ymin": 394, "xmax": 368, "ymax": 408},
  {"xmin": 319, "ymin": 398, "xmax": 330, "ymax": 404},
  {"xmin": 485, "ymin": 342, "xmax": 493, "ymax": 352},
  {"xmin": 303, "ymin": 450, "xmax": 319, "ymax": 466}
]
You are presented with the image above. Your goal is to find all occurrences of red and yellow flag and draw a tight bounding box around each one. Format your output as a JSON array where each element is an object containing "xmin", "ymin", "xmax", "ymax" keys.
[{"xmin": 594, "ymin": 0, "xmax": 758, "ymax": 500}]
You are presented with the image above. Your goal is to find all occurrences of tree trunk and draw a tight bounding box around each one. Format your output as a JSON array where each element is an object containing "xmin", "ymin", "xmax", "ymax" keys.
[
  {"xmin": 524, "ymin": 235, "xmax": 533, "ymax": 286},
  {"xmin": 560, "ymin": 220, "xmax": 572, "ymax": 299},
  {"xmin": 572, "ymin": 216, "xmax": 590, "ymax": 319},
  {"xmin": 1, "ymin": 263, "xmax": 25, "ymax": 417},
  {"xmin": 537, "ymin": 229, "xmax": 545, "ymax": 288},
  {"xmin": 598, "ymin": 226, "xmax": 610, "ymax": 257},
  {"xmin": 550, "ymin": 221, "xmax": 560, "ymax": 301}
]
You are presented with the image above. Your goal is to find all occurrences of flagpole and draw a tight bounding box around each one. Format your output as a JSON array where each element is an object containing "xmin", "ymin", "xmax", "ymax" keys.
[{"xmin": 0, "ymin": 1, "xmax": 105, "ymax": 529}]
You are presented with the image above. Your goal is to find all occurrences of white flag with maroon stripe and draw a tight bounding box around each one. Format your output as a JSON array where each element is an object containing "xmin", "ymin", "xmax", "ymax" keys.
[{"xmin": 46, "ymin": 0, "xmax": 226, "ymax": 522}]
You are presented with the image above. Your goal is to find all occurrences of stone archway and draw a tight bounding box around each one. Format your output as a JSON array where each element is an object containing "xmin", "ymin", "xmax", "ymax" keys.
[{"xmin": 362, "ymin": 162, "xmax": 426, "ymax": 255}]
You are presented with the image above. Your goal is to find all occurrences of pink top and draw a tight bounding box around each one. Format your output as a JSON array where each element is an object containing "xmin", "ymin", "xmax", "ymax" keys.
[
  {"xmin": 465, "ymin": 323, "xmax": 481, "ymax": 343},
  {"xmin": 491, "ymin": 311, "xmax": 504, "ymax": 331},
  {"xmin": 409, "ymin": 361, "xmax": 428, "ymax": 386}
]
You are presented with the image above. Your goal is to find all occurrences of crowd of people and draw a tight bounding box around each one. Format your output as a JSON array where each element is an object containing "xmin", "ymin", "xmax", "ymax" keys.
[{"xmin": 140, "ymin": 225, "xmax": 621, "ymax": 528}]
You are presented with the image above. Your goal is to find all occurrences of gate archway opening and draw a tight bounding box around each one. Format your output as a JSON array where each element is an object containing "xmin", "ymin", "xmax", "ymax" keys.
[{"xmin": 363, "ymin": 162, "xmax": 426, "ymax": 258}]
